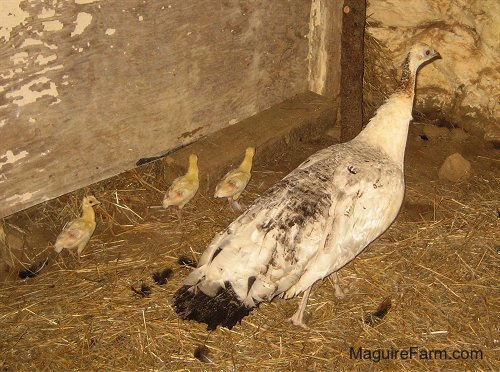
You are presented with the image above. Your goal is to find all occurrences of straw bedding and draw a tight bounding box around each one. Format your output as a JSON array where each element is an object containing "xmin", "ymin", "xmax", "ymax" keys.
[
  {"xmin": 1, "ymin": 31, "xmax": 498, "ymax": 369},
  {"xmin": 0, "ymin": 125, "xmax": 497, "ymax": 370}
]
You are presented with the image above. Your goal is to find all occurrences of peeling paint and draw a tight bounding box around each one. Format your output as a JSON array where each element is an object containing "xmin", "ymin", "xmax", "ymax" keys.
[
  {"xmin": 105, "ymin": 28, "xmax": 116, "ymax": 35},
  {"xmin": 38, "ymin": 7, "xmax": 56, "ymax": 19},
  {"xmin": 35, "ymin": 54, "xmax": 58, "ymax": 66},
  {"xmin": 1, "ymin": 70, "xmax": 15, "ymax": 79},
  {"xmin": 43, "ymin": 20, "xmax": 64, "ymax": 32},
  {"xmin": 20, "ymin": 38, "xmax": 44, "ymax": 48},
  {"xmin": 72, "ymin": 12, "xmax": 93, "ymax": 37},
  {"xmin": 37, "ymin": 64, "xmax": 64, "ymax": 75},
  {"xmin": 138, "ymin": 15, "xmax": 144, "ymax": 21},
  {"xmin": 75, "ymin": 0, "xmax": 100, "ymax": 4},
  {"xmin": 0, "ymin": 150, "xmax": 29, "ymax": 171},
  {"xmin": 45, "ymin": 43, "xmax": 58, "ymax": 50},
  {"xmin": 0, "ymin": 0, "xmax": 30, "ymax": 42},
  {"xmin": 10, "ymin": 52, "xmax": 29, "ymax": 65},
  {"xmin": 0, "ymin": 119, "xmax": 6, "ymax": 128},
  {"xmin": 6, "ymin": 77, "xmax": 59, "ymax": 107},
  {"xmin": 6, "ymin": 192, "xmax": 35, "ymax": 204}
]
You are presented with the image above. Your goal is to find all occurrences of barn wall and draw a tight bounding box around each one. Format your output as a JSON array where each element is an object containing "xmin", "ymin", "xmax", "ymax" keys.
[
  {"xmin": 0, "ymin": 0, "xmax": 314, "ymax": 218},
  {"xmin": 365, "ymin": 0, "xmax": 499, "ymax": 141},
  {"xmin": 307, "ymin": 0, "xmax": 343, "ymax": 98}
]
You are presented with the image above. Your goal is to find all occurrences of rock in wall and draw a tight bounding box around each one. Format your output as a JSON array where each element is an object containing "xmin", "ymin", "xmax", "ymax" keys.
[{"xmin": 365, "ymin": 0, "xmax": 499, "ymax": 142}]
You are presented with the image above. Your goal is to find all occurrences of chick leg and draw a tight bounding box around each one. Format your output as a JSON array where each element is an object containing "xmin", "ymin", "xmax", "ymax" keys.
[
  {"xmin": 234, "ymin": 200, "xmax": 244, "ymax": 211},
  {"xmin": 287, "ymin": 287, "xmax": 312, "ymax": 329},
  {"xmin": 229, "ymin": 198, "xmax": 245, "ymax": 212},
  {"xmin": 66, "ymin": 248, "xmax": 81, "ymax": 264},
  {"xmin": 227, "ymin": 198, "xmax": 235, "ymax": 213},
  {"xmin": 176, "ymin": 208, "xmax": 183, "ymax": 222},
  {"xmin": 332, "ymin": 272, "xmax": 346, "ymax": 299},
  {"xmin": 76, "ymin": 242, "xmax": 88, "ymax": 263}
]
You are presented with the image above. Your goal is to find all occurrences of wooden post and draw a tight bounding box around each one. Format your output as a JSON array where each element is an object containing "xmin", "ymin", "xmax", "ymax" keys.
[{"xmin": 340, "ymin": 0, "xmax": 366, "ymax": 141}]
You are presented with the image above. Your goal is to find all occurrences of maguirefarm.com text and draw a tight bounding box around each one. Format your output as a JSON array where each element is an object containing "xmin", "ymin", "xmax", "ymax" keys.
[{"xmin": 350, "ymin": 346, "xmax": 483, "ymax": 363}]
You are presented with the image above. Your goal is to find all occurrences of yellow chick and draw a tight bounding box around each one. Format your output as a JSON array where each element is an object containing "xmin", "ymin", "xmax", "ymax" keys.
[
  {"xmin": 163, "ymin": 154, "xmax": 199, "ymax": 219},
  {"xmin": 54, "ymin": 196, "xmax": 100, "ymax": 259},
  {"xmin": 214, "ymin": 147, "xmax": 255, "ymax": 211}
]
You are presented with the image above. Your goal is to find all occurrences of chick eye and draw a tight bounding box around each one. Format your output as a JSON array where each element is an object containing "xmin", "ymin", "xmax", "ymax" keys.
[{"xmin": 425, "ymin": 50, "xmax": 430, "ymax": 55}]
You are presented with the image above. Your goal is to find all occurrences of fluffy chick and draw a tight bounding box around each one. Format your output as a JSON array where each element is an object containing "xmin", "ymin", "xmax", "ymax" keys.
[
  {"xmin": 214, "ymin": 147, "xmax": 255, "ymax": 211},
  {"xmin": 54, "ymin": 196, "xmax": 100, "ymax": 259},
  {"xmin": 163, "ymin": 154, "xmax": 199, "ymax": 219}
]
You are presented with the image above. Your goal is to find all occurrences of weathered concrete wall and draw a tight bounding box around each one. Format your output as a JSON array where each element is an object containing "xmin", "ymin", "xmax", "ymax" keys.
[
  {"xmin": 365, "ymin": 0, "xmax": 499, "ymax": 141},
  {"xmin": 0, "ymin": 0, "xmax": 312, "ymax": 217}
]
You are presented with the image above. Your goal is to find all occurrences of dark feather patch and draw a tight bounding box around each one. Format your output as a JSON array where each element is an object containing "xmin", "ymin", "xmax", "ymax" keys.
[
  {"xmin": 210, "ymin": 247, "xmax": 223, "ymax": 263},
  {"xmin": 177, "ymin": 255, "xmax": 197, "ymax": 268},
  {"xmin": 364, "ymin": 297, "xmax": 392, "ymax": 326},
  {"xmin": 19, "ymin": 257, "xmax": 49, "ymax": 279},
  {"xmin": 247, "ymin": 276, "xmax": 256, "ymax": 295},
  {"xmin": 131, "ymin": 281, "xmax": 152, "ymax": 297},
  {"xmin": 152, "ymin": 267, "xmax": 173, "ymax": 285},
  {"xmin": 174, "ymin": 282, "xmax": 252, "ymax": 331},
  {"xmin": 193, "ymin": 345, "xmax": 213, "ymax": 363}
]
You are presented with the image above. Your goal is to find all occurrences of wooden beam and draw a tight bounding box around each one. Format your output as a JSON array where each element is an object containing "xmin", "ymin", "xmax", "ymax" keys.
[
  {"xmin": 166, "ymin": 92, "xmax": 340, "ymax": 191},
  {"xmin": 340, "ymin": 0, "xmax": 366, "ymax": 141}
]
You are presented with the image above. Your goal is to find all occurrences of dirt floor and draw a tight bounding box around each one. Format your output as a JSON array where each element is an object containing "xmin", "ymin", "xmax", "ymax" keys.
[{"xmin": 0, "ymin": 122, "xmax": 498, "ymax": 371}]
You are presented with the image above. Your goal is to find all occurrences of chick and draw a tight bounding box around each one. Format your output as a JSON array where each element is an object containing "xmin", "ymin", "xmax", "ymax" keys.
[
  {"xmin": 54, "ymin": 196, "xmax": 100, "ymax": 259},
  {"xmin": 163, "ymin": 154, "xmax": 199, "ymax": 219},
  {"xmin": 214, "ymin": 147, "xmax": 255, "ymax": 211}
]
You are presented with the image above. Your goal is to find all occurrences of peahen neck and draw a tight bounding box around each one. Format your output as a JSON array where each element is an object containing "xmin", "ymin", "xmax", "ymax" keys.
[{"xmin": 354, "ymin": 53, "xmax": 417, "ymax": 168}]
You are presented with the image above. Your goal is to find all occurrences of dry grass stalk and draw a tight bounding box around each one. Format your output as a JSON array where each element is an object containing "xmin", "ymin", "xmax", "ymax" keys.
[{"xmin": 0, "ymin": 133, "xmax": 497, "ymax": 370}]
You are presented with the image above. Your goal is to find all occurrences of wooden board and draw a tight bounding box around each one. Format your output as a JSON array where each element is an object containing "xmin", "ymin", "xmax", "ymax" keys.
[
  {"xmin": 307, "ymin": 0, "xmax": 343, "ymax": 99},
  {"xmin": 0, "ymin": 0, "xmax": 311, "ymax": 218},
  {"xmin": 164, "ymin": 91, "xmax": 340, "ymax": 191}
]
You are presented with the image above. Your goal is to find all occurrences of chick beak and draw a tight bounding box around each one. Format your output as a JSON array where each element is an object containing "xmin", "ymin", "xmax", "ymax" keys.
[{"xmin": 434, "ymin": 51, "xmax": 442, "ymax": 60}]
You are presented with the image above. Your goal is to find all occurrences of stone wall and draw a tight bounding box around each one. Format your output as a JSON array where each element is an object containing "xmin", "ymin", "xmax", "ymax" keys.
[{"xmin": 365, "ymin": 0, "xmax": 499, "ymax": 141}]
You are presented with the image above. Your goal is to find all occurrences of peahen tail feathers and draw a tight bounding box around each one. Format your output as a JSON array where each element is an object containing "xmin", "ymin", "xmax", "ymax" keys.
[{"xmin": 173, "ymin": 282, "xmax": 253, "ymax": 330}]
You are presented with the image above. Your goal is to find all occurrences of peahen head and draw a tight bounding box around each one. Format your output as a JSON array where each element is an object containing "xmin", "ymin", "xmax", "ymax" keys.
[
  {"xmin": 407, "ymin": 43, "xmax": 441, "ymax": 73},
  {"xmin": 398, "ymin": 43, "xmax": 440, "ymax": 92}
]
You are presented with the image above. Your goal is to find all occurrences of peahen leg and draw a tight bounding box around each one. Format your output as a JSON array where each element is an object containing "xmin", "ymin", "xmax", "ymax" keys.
[{"xmin": 287, "ymin": 287, "xmax": 312, "ymax": 329}]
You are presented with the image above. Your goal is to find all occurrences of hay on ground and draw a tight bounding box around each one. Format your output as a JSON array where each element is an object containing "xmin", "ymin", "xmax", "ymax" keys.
[{"xmin": 0, "ymin": 129, "xmax": 498, "ymax": 371}]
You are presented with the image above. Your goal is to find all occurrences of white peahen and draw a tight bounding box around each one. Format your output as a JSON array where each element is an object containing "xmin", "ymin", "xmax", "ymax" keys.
[{"xmin": 174, "ymin": 43, "xmax": 441, "ymax": 330}]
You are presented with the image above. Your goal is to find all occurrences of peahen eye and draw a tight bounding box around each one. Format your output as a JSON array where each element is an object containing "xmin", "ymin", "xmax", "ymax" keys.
[{"xmin": 425, "ymin": 50, "xmax": 430, "ymax": 55}]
